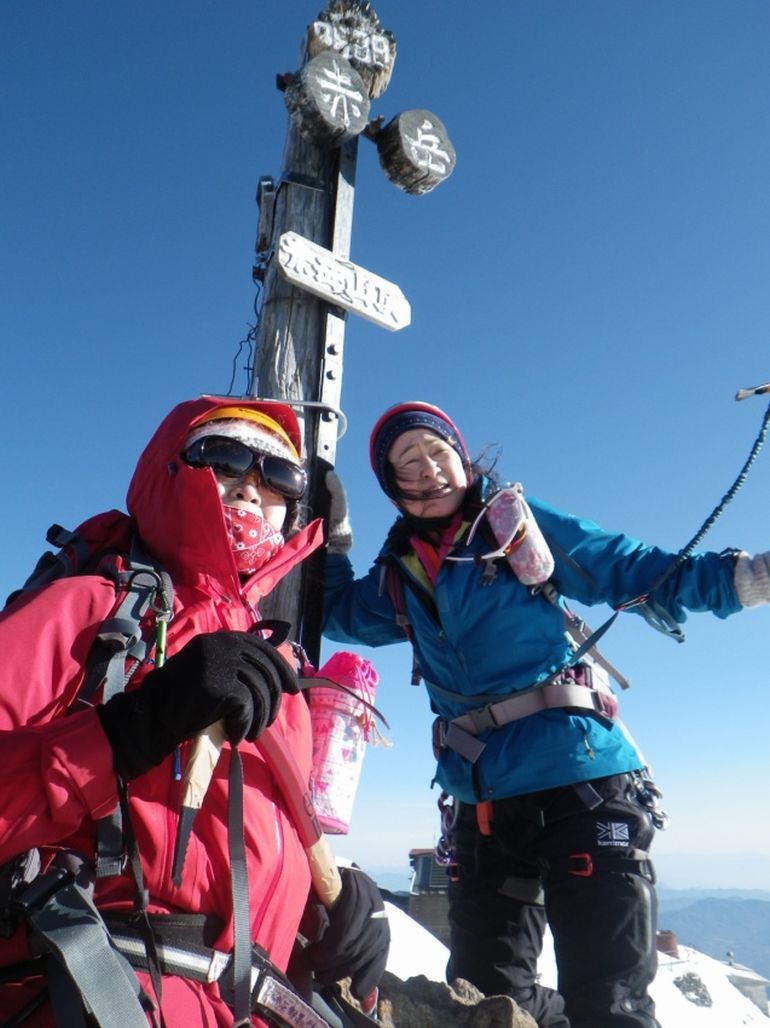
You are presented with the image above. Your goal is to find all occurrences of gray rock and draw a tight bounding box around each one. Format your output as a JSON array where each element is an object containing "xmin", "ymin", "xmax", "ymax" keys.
[
  {"xmin": 375, "ymin": 972, "xmax": 539, "ymax": 1027},
  {"xmin": 673, "ymin": 971, "xmax": 713, "ymax": 1007}
]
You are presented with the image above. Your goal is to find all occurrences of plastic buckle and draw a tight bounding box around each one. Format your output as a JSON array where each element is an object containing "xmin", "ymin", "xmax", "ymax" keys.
[
  {"xmin": 10, "ymin": 867, "xmax": 72, "ymax": 917},
  {"xmin": 469, "ymin": 703, "xmax": 499, "ymax": 733},
  {"xmin": 568, "ymin": 853, "xmax": 594, "ymax": 877},
  {"xmin": 432, "ymin": 717, "xmax": 448, "ymax": 758}
]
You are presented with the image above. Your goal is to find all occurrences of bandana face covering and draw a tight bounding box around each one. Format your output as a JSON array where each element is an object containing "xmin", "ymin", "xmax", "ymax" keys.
[{"xmin": 223, "ymin": 506, "xmax": 285, "ymax": 574}]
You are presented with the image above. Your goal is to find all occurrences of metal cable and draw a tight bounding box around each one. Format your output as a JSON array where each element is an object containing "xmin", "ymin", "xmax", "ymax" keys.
[{"xmin": 643, "ymin": 399, "xmax": 770, "ymax": 599}]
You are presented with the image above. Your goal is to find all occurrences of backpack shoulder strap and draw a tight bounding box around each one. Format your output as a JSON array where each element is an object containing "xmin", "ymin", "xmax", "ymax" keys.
[
  {"xmin": 15, "ymin": 859, "xmax": 151, "ymax": 1026},
  {"xmin": 78, "ymin": 537, "xmax": 174, "ymax": 879},
  {"xmin": 378, "ymin": 563, "xmax": 422, "ymax": 686},
  {"xmin": 77, "ymin": 543, "xmax": 174, "ymax": 708}
]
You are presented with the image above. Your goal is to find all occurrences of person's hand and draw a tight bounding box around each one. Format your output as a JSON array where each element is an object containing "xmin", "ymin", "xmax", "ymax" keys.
[
  {"xmin": 300, "ymin": 865, "xmax": 390, "ymax": 1001},
  {"xmin": 325, "ymin": 470, "xmax": 353, "ymax": 555},
  {"xmin": 96, "ymin": 631, "xmax": 298, "ymax": 780}
]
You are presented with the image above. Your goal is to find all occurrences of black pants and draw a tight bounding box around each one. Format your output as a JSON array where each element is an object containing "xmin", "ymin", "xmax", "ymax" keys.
[{"xmin": 446, "ymin": 774, "xmax": 661, "ymax": 1028}]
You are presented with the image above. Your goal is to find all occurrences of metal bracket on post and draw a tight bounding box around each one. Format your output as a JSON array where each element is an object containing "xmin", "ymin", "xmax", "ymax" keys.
[
  {"xmin": 255, "ymin": 176, "xmax": 276, "ymax": 262},
  {"xmin": 297, "ymin": 138, "xmax": 357, "ymax": 665}
]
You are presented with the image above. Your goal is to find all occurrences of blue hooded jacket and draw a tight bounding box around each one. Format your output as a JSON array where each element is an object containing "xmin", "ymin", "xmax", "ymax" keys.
[{"xmin": 322, "ymin": 478, "xmax": 741, "ymax": 803}]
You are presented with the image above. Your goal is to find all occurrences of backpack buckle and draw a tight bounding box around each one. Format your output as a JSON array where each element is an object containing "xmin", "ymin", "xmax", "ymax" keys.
[{"xmin": 10, "ymin": 867, "xmax": 73, "ymax": 918}]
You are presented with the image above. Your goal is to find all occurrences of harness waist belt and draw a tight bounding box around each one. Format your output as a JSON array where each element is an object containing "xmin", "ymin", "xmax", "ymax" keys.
[
  {"xmin": 111, "ymin": 926, "xmax": 329, "ymax": 1028},
  {"xmin": 451, "ymin": 680, "xmax": 614, "ymax": 736}
]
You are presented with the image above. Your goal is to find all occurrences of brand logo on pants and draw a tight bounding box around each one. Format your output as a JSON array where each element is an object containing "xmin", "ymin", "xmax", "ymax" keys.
[{"xmin": 596, "ymin": 821, "xmax": 629, "ymax": 847}]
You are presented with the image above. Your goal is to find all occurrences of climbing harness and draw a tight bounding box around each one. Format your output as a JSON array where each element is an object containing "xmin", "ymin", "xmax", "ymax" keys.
[{"xmin": 103, "ymin": 912, "xmax": 331, "ymax": 1028}]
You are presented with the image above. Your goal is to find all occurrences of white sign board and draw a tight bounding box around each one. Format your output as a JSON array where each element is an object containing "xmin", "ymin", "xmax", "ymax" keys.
[{"xmin": 277, "ymin": 231, "xmax": 411, "ymax": 332}]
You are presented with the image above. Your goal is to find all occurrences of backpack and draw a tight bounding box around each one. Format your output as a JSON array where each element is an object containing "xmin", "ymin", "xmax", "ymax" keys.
[
  {"xmin": 6, "ymin": 511, "xmax": 175, "ymax": 715},
  {"xmin": 0, "ymin": 513, "xmax": 175, "ymax": 1026},
  {"xmin": 7, "ymin": 510, "xmax": 133, "ymax": 602}
]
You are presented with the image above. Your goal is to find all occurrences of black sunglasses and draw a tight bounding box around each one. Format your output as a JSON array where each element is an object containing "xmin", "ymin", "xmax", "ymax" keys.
[{"xmin": 182, "ymin": 436, "xmax": 307, "ymax": 500}]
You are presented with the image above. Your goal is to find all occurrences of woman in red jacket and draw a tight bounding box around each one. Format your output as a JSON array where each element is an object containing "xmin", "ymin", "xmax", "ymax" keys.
[{"xmin": 0, "ymin": 395, "xmax": 388, "ymax": 1027}]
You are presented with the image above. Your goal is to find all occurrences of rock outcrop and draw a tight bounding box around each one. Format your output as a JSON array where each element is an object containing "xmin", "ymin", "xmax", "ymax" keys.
[{"xmin": 375, "ymin": 973, "xmax": 539, "ymax": 1027}]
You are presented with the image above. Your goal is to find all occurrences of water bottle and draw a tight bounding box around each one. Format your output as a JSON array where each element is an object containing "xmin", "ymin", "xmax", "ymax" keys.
[
  {"xmin": 485, "ymin": 483, "xmax": 554, "ymax": 585},
  {"xmin": 306, "ymin": 651, "xmax": 382, "ymax": 835}
]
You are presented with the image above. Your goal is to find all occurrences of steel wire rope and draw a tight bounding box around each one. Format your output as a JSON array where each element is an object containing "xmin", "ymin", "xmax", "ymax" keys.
[{"xmin": 628, "ymin": 398, "xmax": 770, "ymax": 605}]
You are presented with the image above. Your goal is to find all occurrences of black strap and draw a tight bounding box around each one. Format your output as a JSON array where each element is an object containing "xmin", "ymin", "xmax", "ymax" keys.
[
  {"xmin": 546, "ymin": 848, "xmax": 656, "ymax": 883},
  {"xmin": 228, "ymin": 748, "xmax": 251, "ymax": 1026},
  {"xmin": 116, "ymin": 780, "xmax": 165, "ymax": 1028},
  {"xmin": 103, "ymin": 912, "xmax": 224, "ymax": 968}
]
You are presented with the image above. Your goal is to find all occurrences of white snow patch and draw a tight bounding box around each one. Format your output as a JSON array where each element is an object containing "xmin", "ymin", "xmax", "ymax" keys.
[
  {"xmin": 384, "ymin": 901, "xmax": 450, "ymax": 983},
  {"xmin": 384, "ymin": 903, "xmax": 770, "ymax": 1025}
]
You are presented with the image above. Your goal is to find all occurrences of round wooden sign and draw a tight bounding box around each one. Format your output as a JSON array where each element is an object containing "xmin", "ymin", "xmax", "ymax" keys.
[
  {"xmin": 375, "ymin": 109, "xmax": 456, "ymax": 195},
  {"xmin": 284, "ymin": 51, "xmax": 370, "ymax": 146}
]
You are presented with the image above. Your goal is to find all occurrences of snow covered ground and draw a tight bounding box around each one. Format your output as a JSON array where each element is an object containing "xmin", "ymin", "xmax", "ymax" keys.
[{"xmin": 384, "ymin": 902, "xmax": 770, "ymax": 1026}]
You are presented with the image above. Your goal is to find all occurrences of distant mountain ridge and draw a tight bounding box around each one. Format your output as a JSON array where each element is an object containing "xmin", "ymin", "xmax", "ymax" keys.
[
  {"xmin": 658, "ymin": 887, "xmax": 770, "ymax": 908},
  {"xmin": 658, "ymin": 893, "xmax": 770, "ymax": 982}
]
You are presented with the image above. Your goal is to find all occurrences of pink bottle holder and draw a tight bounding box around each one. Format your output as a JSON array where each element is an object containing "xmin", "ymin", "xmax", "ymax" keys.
[
  {"xmin": 306, "ymin": 651, "xmax": 380, "ymax": 835},
  {"xmin": 483, "ymin": 483, "xmax": 554, "ymax": 586}
]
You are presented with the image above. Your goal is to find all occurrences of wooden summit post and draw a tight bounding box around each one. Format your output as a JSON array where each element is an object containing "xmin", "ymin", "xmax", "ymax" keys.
[{"xmin": 248, "ymin": 1, "xmax": 455, "ymax": 663}]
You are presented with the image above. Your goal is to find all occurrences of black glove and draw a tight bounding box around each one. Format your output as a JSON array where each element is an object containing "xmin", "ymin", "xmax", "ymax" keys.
[
  {"xmin": 300, "ymin": 866, "xmax": 390, "ymax": 1001},
  {"xmin": 96, "ymin": 631, "xmax": 299, "ymax": 780},
  {"xmin": 325, "ymin": 470, "xmax": 353, "ymax": 555}
]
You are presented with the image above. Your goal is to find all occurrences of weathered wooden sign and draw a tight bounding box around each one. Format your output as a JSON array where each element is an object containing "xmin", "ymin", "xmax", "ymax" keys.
[
  {"xmin": 277, "ymin": 230, "xmax": 411, "ymax": 331},
  {"xmin": 306, "ymin": 7, "xmax": 396, "ymax": 99},
  {"xmin": 284, "ymin": 50, "xmax": 370, "ymax": 145},
  {"xmin": 373, "ymin": 108, "xmax": 456, "ymax": 195}
]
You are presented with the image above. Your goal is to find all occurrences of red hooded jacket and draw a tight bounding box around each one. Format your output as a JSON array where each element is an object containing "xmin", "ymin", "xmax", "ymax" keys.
[{"xmin": 0, "ymin": 396, "xmax": 325, "ymax": 1026}]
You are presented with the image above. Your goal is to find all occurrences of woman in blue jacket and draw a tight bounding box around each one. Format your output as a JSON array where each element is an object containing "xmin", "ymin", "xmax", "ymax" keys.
[{"xmin": 322, "ymin": 400, "xmax": 769, "ymax": 1028}]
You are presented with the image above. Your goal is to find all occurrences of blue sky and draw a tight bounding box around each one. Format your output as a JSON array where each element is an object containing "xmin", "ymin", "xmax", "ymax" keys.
[{"xmin": 3, "ymin": 1, "xmax": 770, "ymax": 890}]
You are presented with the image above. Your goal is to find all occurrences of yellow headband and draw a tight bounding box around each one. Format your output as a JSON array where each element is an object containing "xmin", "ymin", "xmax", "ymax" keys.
[{"xmin": 195, "ymin": 406, "xmax": 299, "ymax": 460}]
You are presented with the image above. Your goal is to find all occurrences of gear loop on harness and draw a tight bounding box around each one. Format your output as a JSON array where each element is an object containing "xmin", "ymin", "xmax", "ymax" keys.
[
  {"xmin": 628, "ymin": 770, "xmax": 671, "ymax": 831},
  {"xmin": 435, "ymin": 791, "xmax": 459, "ymax": 867},
  {"xmin": 545, "ymin": 848, "xmax": 657, "ymax": 885}
]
